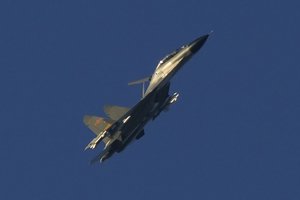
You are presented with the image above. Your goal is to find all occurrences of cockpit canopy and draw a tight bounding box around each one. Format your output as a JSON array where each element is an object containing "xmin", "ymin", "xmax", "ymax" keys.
[
  {"xmin": 155, "ymin": 45, "xmax": 188, "ymax": 69},
  {"xmin": 156, "ymin": 51, "xmax": 176, "ymax": 69}
]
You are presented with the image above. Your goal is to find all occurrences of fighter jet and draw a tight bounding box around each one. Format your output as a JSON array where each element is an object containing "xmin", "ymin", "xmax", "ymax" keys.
[{"xmin": 83, "ymin": 33, "xmax": 210, "ymax": 163}]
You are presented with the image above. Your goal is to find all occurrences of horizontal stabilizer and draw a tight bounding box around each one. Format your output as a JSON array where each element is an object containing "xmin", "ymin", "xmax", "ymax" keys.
[
  {"xmin": 104, "ymin": 105, "xmax": 130, "ymax": 121},
  {"xmin": 83, "ymin": 115, "xmax": 112, "ymax": 135}
]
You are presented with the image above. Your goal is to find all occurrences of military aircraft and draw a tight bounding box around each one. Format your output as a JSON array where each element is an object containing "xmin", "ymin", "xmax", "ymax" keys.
[{"xmin": 83, "ymin": 33, "xmax": 210, "ymax": 163}]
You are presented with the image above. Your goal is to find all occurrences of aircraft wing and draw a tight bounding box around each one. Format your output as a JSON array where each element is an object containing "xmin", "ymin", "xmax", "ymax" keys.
[
  {"xmin": 104, "ymin": 105, "xmax": 130, "ymax": 121},
  {"xmin": 83, "ymin": 115, "xmax": 112, "ymax": 135}
]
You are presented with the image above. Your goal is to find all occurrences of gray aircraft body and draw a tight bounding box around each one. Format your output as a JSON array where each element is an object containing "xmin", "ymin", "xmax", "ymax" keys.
[{"xmin": 84, "ymin": 34, "xmax": 210, "ymax": 163}]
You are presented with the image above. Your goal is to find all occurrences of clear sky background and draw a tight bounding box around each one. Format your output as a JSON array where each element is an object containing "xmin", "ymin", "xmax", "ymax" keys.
[{"xmin": 1, "ymin": 0, "xmax": 300, "ymax": 199}]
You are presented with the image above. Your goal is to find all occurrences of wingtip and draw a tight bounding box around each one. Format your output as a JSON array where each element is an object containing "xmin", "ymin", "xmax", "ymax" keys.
[{"xmin": 83, "ymin": 115, "xmax": 90, "ymax": 125}]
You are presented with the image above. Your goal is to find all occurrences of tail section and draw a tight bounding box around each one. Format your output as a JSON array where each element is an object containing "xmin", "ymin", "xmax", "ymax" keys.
[{"xmin": 83, "ymin": 105, "xmax": 130, "ymax": 151}]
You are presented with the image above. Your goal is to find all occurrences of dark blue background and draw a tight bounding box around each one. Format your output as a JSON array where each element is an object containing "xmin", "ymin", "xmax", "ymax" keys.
[{"xmin": 1, "ymin": 0, "xmax": 299, "ymax": 199}]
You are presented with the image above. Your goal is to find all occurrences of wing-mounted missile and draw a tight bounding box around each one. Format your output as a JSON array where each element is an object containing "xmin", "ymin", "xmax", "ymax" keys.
[
  {"xmin": 83, "ymin": 105, "xmax": 129, "ymax": 150},
  {"xmin": 169, "ymin": 92, "xmax": 179, "ymax": 104},
  {"xmin": 162, "ymin": 92, "xmax": 180, "ymax": 112},
  {"xmin": 83, "ymin": 115, "xmax": 114, "ymax": 150},
  {"xmin": 103, "ymin": 131, "xmax": 122, "ymax": 149},
  {"xmin": 152, "ymin": 92, "xmax": 180, "ymax": 120},
  {"xmin": 90, "ymin": 147, "xmax": 114, "ymax": 164},
  {"xmin": 84, "ymin": 130, "xmax": 109, "ymax": 150}
]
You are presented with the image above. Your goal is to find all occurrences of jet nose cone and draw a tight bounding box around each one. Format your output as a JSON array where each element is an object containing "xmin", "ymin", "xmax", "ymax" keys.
[{"xmin": 189, "ymin": 34, "xmax": 210, "ymax": 53}]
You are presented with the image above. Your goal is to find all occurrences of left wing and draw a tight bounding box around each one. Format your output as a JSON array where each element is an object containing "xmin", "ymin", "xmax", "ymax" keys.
[
  {"xmin": 83, "ymin": 115, "xmax": 112, "ymax": 135},
  {"xmin": 104, "ymin": 105, "xmax": 130, "ymax": 121}
]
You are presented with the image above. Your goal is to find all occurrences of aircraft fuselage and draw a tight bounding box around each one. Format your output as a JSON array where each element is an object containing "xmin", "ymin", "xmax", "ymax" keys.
[{"xmin": 86, "ymin": 34, "xmax": 210, "ymax": 163}]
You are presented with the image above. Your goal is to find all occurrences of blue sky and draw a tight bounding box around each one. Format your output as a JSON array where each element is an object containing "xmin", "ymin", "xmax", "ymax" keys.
[{"xmin": 1, "ymin": 0, "xmax": 300, "ymax": 199}]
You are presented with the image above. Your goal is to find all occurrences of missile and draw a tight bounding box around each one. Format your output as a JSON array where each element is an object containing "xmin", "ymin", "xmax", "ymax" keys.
[
  {"xmin": 152, "ymin": 92, "xmax": 179, "ymax": 119},
  {"xmin": 169, "ymin": 92, "xmax": 179, "ymax": 104},
  {"xmin": 84, "ymin": 131, "xmax": 108, "ymax": 150},
  {"xmin": 90, "ymin": 148, "xmax": 113, "ymax": 164}
]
